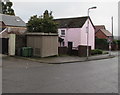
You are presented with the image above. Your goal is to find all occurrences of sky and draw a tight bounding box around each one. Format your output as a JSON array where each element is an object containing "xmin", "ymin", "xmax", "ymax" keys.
[{"xmin": 10, "ymin": 0, "xmax": 119, "ymax": 36}]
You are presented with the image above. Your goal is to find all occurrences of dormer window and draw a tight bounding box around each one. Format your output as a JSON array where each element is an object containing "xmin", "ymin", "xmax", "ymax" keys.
[{"xmin": 16, "ymin": 19, "xmax": 20, "ymax": 22}]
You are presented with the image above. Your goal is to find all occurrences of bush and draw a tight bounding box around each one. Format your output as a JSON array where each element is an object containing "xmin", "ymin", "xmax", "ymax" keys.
[
  {"xmin": 117, "ymin": 40, "xmax": 120, "ymax": 50},
  {"xmin": 95, "ymin": 38, "xmax": 108, "ymax": 45},
  {"xmin": 91, "ymin": 49, "xmax": 103, "ymax": 55},
  {"xmin": 112, "ymin": 40, "xmax": 118, "ymax": 44},
  {"xmin": 117, "ymin": 40, "xmax": 120, "ymax": 44},
  {"xmin": 95, "ymin": 38, "xmax": 108, "ymax": 50},
  {"xmin": 103, "ymin": 51, "xmax": 109, "ymax": 54}
]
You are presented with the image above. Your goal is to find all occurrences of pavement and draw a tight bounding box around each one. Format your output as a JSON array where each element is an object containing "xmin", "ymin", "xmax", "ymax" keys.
[
  {"xmin": 4, "ymin": 53, "xmax": 117, "ymax": 64},
  {"xmin": 0, "ymin": 51, "xmax": 118, "ymax": 64}
]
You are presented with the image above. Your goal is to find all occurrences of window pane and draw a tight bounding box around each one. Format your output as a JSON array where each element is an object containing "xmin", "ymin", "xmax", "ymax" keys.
[{"xmin": 61, "ymin": 30, "xmax": 65, "ymax": 35}]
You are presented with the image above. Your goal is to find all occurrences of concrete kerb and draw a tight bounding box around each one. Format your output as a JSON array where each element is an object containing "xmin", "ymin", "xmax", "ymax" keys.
[
  {"xmin": 49, "ymin": 55, "xmax": 115, "ymax": 64},
  {"xmin": 85, "ymin": 55, "xmax": 115, "ymax": 62},
  {"xmin": 12, "ymin": 54, "xmax": 116, "ymax": 64},
  {"xmin": 13, "ymin": 56, "xmax": 50, "ymax": 64}
]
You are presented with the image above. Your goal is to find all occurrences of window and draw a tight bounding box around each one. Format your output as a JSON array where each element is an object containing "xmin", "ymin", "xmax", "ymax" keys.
[{"xmin": 61, "ymin": 30, "xmax": 65, "ymax": 36}]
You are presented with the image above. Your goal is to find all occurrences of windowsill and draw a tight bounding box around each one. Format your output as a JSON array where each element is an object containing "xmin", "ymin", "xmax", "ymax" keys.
[{"xmin": 60, "ymin": 35, "xmax": 65, "ymax": 37}]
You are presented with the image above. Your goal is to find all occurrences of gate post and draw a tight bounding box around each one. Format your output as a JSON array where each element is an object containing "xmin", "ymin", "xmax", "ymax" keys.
[{"xmin": 9, "ymin": 34, "xmax": 16, "ymax": 56}]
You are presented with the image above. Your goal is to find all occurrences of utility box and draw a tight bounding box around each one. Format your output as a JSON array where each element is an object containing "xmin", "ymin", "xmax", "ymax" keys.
[{"xmin": 26, "ymin": 33, "xmax": 58, "ymax": 57}]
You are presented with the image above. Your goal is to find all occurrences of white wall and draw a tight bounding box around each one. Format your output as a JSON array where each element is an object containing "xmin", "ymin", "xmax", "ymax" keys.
[{"xmin": 8, "ymin": 34, "xmax": 16, "ymax": 56}]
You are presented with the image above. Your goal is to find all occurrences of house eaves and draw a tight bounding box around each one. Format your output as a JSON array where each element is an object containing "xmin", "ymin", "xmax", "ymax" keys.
[{"xmin": 54, "ymin": 16, "xmax": 89, "ymax": 28}]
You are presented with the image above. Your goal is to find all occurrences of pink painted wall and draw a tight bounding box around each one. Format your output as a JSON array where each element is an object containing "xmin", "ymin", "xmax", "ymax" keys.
[
  {"xmin": 58, "ymin": 19, "xmax": 95, "ymax": 49},
  {"xmin": 80, "ymin": 19, "xmax": 95, "ymax": 49}
]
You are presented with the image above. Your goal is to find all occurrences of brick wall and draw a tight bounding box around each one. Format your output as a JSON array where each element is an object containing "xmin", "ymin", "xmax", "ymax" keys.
[
  {"xmin": 58, "ymin": 45, "xmax": 91, "ymax": 57},
  {"xmin": 78, "ymin": 45, "xmax": 91, "ymax": 57},
  {"xmin": 58, "ymin": 47, "xmax": 68, "ymax": 55},
  {"xmin": 15, "ymin": 34, "xmax": 26, "ymax": 55}
]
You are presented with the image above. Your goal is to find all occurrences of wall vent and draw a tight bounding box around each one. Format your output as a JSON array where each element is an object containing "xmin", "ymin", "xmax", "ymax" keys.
[{"xmin": 35, "ymin": 48, "xmax": 40, "ymax": 55}]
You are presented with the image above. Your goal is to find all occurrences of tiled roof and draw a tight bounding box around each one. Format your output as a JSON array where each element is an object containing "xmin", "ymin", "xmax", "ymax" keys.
[
  {"xmin": 54, "ymin": 16, "xmax": 89, "ymax": 28},
  {"xmin": 95, "ymin": 25, "xmax": 106, "ymax": 33},
  {"xmin": 100, "ymin": 29, "xmax": 112, "ymax": 37},
  {"xmin": 0, "ymin": 14, "xmax": 26, "ymax": 27}
]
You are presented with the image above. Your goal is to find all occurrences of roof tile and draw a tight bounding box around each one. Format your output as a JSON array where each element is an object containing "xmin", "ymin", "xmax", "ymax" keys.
[
  {"xmin": 100, "ymin": 29, "xmax": 112, "ymax": 37},
  {"xmin": 0, "ymin": 14, "xmax": 26, "ymax": 27},
  {"xmin": 54, "ymin": 16, "xmax": 88, "ymax": 28}
]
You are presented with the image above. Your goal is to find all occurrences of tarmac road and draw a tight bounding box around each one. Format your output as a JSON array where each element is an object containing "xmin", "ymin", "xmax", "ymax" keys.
[{"xmin": 2, "ymin": 56, "xmax": 118, "ymax": 93}]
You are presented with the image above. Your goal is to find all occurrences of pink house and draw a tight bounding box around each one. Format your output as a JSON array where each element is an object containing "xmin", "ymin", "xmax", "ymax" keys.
[{"xmin": 55, "ymin": 16, "xmax": 95, "ymax": 49}]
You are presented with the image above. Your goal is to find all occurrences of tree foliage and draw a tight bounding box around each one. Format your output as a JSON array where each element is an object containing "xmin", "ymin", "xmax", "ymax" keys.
[
  {"xmin": 0, "ymin": 0, "xmax": 15, "ymax": 15},
  {"xmin": 27, "ymin": 10, "xmax": 58, "ymax": 33}
]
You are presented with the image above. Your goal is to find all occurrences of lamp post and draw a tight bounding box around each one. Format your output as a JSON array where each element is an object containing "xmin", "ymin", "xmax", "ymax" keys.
[
  {"xmin": 86, "ymin": 6, "xmax": 97, "ymax": 60},
  {"xmin": 111, "ymin": 16, "xmax": 114, "ymax": 39}
]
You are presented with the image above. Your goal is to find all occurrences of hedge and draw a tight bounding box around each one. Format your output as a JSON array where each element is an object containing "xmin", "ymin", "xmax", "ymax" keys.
[
  {"xmin": 91, "ymin": 49, "xmax": 103, "ymax": 55},
  {"xmin": 95, "ymin": 38, "xmax": 108, "ymax": 50}
]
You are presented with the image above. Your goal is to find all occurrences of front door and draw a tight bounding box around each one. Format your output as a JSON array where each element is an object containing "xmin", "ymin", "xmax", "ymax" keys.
[{"xmin": 68, "ymin": 41, "xmax": 73, "ymax": 55}]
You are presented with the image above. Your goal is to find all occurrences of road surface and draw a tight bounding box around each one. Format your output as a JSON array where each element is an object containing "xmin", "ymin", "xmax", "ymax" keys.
[{"xmin": 2, "ymin": 56, "xmax": 118, "ymax": 93}]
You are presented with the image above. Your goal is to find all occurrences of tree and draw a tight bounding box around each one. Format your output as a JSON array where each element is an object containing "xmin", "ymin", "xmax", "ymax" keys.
[
  {"xmin": 0, "ymin": 0, "xmax": 15, "ymax": 15},
  {"xmin": 27, "ymin": 10, "xmax": 58, "ymax": 33},
  {"xmin": 27, "ymin": 15, "xmax": 42, "ymax": 32},
  {"xmin": 1, "ymin": 2, "xmax": 7, "ymax": 14}
]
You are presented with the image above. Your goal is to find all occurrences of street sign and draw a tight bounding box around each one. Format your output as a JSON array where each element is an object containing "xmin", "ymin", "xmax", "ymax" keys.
[
  {"xmin": 107, "ymin": 37, "xmax": 112, "ymax": 56},
  {"xmin": 107, "ymin": 37, "xmax": 113, "ymax": 44},
  {"xmin": 109, "ymin": 45, "xmax": 111, "ymax": 49}
]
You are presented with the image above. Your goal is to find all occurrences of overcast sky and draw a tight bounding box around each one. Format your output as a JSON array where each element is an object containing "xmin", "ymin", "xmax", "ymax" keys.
[{"xmin": 11, "ymin": 0, "xmax": 119, "ymax": 36}]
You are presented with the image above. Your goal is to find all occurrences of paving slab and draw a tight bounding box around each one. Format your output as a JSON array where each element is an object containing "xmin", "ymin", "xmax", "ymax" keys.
[
  {"xmin": 0, "ymin": 54, "xmax": 2, "ymax": 67},
  {"xmin": 0, "ymin": 52, "xmax": 117, "ymax": 64},
  {"xmin": 13, "ymin": 54, "xmax": 116, "ymax": 64}
]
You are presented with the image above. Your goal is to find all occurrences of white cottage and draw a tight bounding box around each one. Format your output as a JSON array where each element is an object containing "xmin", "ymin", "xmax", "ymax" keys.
[{"xmin": 0, "ymin": 14, "xmax": 26, "ymax": 55}]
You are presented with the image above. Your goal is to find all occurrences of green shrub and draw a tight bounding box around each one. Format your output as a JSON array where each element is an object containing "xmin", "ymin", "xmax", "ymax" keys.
[
  {"xmin": 95, "ymin": 38, "xmax": 108, "ymax": 45},
  {"xmin": 112, "ymin": 40, "xmax": 118, "ymax": 45},
  {"xmin": 117, "ymin": 40, "xmax": 120, "ymax": 45},
  {"xmin": 91, "ymin": 49, "xmax": 103, "ymax": 55},
  {"xmin": 103, "ymin": 51, "xmax": 109, "ymax": 54},
  {"xmin": 95, "ymin": 38, "xmax": 108, "ymax": 50}
]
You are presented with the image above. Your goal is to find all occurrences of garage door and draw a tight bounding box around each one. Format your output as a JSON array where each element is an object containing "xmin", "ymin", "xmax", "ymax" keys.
[{"xmin": 0, "ymin": 38, "xmax": 9, "ymax": 54}]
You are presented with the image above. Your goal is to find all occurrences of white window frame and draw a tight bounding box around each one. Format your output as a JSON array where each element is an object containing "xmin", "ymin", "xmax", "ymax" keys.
[{"xmin": 61, "ymin": 30, "xmax": 65, "ymax": 36}]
